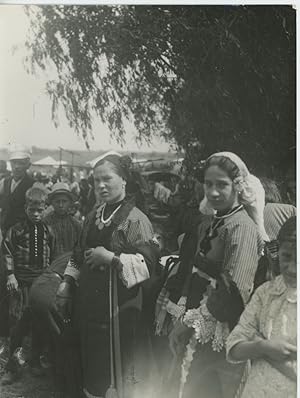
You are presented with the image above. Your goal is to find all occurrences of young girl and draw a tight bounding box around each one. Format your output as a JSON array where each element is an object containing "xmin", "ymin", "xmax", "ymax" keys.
[{"xmin": 226, "ymin": 216, "xmax": 297, "ymax": 397}]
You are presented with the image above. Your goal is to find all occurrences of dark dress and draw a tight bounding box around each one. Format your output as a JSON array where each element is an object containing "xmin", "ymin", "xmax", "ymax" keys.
[{"xmin": 66, "ymin": 198, "xmax": 159, "ymax": 398}]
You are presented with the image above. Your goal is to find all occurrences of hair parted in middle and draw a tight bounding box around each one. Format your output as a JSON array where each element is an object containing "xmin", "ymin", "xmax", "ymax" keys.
[
  {"xmin": 94, "ymin": 154, "xmax": 132, "ymax": 181},
  {"xmin": 203, "ymin": 155, "xmax": 241, "ymax": 182}
]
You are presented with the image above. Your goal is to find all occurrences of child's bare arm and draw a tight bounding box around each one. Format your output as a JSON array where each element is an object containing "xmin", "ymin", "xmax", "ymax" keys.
[{"xmin": 230, "ymin": 337, "xmax": 296, "ymax": 363}]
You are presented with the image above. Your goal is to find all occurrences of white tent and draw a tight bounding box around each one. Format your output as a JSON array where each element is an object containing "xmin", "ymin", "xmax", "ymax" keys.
[{"xmin": 33, "ymin": 156, "xmax": 67, "ymax": 166}]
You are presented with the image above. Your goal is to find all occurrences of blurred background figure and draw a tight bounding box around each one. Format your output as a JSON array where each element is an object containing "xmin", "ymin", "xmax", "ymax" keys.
[
  {"xmin": 79, "ymin": 178, "xmax": 90, "ymax": 217},
  {"xmin": 0, "ymin": 145, "xmax": 34, "ymax": 235},
  {"xmin": 261, "ymin": 177, "xmax": 296, "ymax": 241}
]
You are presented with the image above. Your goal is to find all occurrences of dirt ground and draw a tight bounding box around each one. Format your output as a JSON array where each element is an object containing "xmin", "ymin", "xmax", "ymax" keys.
[{"xmin": 0, "ymin": 364, "xmax": 57, "ymax": 398}]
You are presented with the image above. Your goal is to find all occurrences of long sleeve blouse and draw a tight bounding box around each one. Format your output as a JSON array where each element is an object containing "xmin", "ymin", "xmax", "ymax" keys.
[
  {"xmin": 226, "ymin": 275, "xmax": 297, "ymax": 398},
  {"xmin": 194, "ymin": 208, "xmax": 264, "ymax": 304}
]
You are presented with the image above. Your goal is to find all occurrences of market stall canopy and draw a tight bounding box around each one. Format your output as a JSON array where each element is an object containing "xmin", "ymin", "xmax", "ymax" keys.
[{"xmin": 33, "ymin": 156, "xmax": 68, "ymax": 166}]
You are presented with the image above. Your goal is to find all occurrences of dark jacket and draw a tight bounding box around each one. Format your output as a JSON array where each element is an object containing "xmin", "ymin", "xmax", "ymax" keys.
[{"xmin": 0, "ymin": 174, "xmax": 34, "ymax": 234}]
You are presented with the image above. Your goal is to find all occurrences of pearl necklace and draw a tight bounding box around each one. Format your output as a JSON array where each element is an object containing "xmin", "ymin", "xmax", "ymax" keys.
[{"xmin": 95, "ymin": 203, "xmax": 122, "ymax": 230}]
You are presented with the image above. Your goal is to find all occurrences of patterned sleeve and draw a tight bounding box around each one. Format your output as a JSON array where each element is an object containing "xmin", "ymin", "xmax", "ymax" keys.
[
  {"xmin": 226, "ymin": 284, "xmax": 266, "ymax": 363},
  {"xmin": 118, "ymin": 212, "xmax": 157, "ymax": 289},
  {"xmin": 221, "ymin": 222, "xmax": 260, "ymax": 304},
  {"xmin": 1, "ymin": 227, "xmax": 15, "ymax": 274},
  {"xmin": 125, "ymin": 216, "xmax": 154, "ymax": 246}
]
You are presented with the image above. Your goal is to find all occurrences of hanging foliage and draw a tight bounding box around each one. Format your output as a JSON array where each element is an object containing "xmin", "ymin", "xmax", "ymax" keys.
[{"xmin": 25, "ymin": 5, "xmax": 295, "ymax": 175}]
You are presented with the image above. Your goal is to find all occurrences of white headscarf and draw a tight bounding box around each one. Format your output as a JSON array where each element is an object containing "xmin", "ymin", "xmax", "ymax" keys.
[{"xmin": 199, "ymin": 151, "xmax": 270, "ymax": 242}]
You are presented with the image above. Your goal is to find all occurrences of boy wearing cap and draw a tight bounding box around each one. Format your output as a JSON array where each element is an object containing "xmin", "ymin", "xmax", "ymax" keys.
[
  {"xmin": 1, "ymin": 186, "xmax": 55, "ymax": 384},
  {"xmin": 44, "ymin": 182, "xmax": 82, "ymax": 261}
]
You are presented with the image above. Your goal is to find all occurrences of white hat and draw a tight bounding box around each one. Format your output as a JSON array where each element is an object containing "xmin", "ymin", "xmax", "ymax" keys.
[{"xmin": 8, "ymin": 144, "xmax": 32, "ymax": 161}]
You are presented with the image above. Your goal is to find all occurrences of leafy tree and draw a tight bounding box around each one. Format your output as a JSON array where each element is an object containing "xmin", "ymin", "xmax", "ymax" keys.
[{"xmin": 25, "ymin": 5, "xmax": 295, "ymax": 175}]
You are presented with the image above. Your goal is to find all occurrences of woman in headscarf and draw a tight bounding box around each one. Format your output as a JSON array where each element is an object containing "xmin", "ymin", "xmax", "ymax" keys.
[
  {"xmin": 56, "ymin": 152, "xmax": 160, "ymax": 398},
  {"xmin": 155, "ymin": 152, "xmax": 265, "ymax": 398}
]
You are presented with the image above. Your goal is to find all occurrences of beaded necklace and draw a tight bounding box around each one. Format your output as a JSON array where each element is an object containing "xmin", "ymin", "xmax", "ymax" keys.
[{"xmin": 95, "ymin": 202, "xmax": 122, "ymax": 230}]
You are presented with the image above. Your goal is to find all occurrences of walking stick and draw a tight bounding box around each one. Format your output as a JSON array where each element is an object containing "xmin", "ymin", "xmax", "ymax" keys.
[{"xmin": 105, "ymin": 267, "xmax": 121, "ymax": 398}]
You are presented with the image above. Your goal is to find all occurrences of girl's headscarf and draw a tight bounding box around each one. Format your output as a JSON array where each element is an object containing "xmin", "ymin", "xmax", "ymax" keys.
[{"xmin": 200, "ymin": 151, "xmax": 270, "ymax": 242}]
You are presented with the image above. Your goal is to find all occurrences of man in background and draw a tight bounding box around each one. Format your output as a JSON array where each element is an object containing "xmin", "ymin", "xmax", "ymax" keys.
[{"xmin": 0, "ymin": 145, "xmax": 34, "ymax": 235}]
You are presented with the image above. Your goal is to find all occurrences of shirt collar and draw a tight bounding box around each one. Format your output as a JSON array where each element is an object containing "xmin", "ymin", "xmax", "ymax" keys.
[
  {"xmin": 269, "ymin": 275, "xmax": 297, "ymax": 302},
  {"xmin": 10, "ymin": 178, "xmax": 23, "ymax": 193}
]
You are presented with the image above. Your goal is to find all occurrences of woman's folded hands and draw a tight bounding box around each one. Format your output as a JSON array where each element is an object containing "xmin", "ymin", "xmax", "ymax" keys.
[{"xmin": 85, "ymin": 247, "xmax": 114, "ymax": 270}]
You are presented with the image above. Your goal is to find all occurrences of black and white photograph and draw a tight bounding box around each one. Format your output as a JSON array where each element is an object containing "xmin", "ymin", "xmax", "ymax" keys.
[{"xmin": 0, "ymin": 2, "xmax": 296, "ymax": 398}]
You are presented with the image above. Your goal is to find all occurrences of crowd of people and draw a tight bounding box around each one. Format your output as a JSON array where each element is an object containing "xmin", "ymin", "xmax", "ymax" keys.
[{"xmin": 0, "ymin": 144, "xmax": 296, "ymax": 398}]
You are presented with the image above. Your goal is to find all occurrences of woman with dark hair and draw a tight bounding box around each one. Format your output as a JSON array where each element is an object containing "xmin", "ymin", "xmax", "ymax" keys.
[
  {"xmin": 56, "ymin": 152, "xmax": 159, "ymax": 398},
  {"xmin": 156, "ymin": 152, "xmax": 265, "ymax": 398}
]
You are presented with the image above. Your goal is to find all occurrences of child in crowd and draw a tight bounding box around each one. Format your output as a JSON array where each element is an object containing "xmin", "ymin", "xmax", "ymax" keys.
[
  {"xmin": 28, "ymin": 183, "xmax": 82, "ymax": 393},
  {"xmin": 1, "ymin": 186, "xmax": 55, "ymax": 385},
  {"xmin": 226, "ymin": 216, "xmax": 297, "ymax": 398},
  {"xmin": 44, "ymin": 182, "xmax": 82, "ymax": 261}
]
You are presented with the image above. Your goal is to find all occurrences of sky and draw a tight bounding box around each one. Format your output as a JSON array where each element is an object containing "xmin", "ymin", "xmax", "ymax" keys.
[{"xmin": 0, "ymin": 5, "xmax": 172, "ymax": 152}]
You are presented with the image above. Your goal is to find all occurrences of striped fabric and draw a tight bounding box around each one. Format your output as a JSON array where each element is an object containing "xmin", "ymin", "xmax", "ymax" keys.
[
  {"xmin": 220, "ymin": 221, "xmax": 264, "ymax": 303},
  {"xmin": 264, "ymin": 203, "xmax": 296, "ymax": 241},
  {"xmin": 43, "ymin": 213, "xmax": 82, "ymax": 259},
  {"xmin": 201, "ymin": 209, "xmax": 265, "ymax": 305},
  {"xmin": 115, "ymin": 206, "xmax": 154, "ymax": 247},
  {"xmin": 1, "ymin": 219, "xmax": 54, "ymax": 284}
]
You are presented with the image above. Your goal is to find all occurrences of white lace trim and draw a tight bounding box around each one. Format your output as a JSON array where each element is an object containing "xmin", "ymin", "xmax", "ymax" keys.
[
  {"xmin": 119, "ymin": 253, "xmax": 149, "ymax": 288},
  {"xmin": 183, "ymin": 300, "xmax": 229, "ymax": 352},
  {"xmin": 179, "ymin": 334, "xmax": 198, "ymax": 398},
  {"xmin": 179, "ymin": 303, "xmax": 230, "ymax": 398},
  {"xmin": 166, "ymin": 300, "xmax": 186, "ymax": 320}
]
